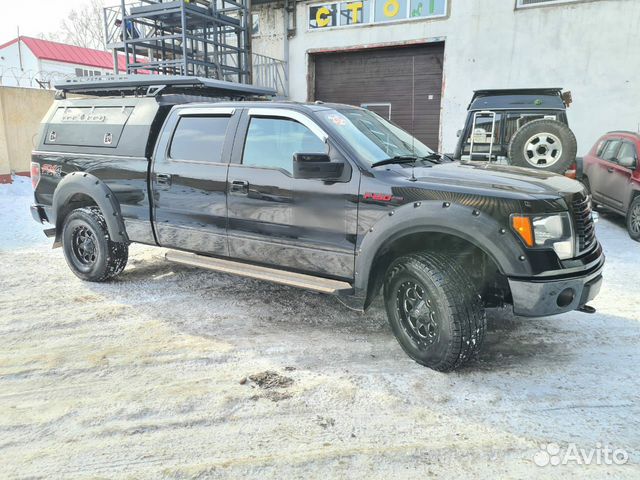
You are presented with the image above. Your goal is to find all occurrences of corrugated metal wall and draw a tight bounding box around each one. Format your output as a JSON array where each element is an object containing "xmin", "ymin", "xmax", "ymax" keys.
[{"xmin": 312, "ymin": 42, "xmax": 444, "ymax": 149}]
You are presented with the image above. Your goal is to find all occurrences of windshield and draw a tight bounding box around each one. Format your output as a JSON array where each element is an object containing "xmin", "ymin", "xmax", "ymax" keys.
[{"xmin": 317, "ymin": 108, "xmax": 433, "ymax": 165}]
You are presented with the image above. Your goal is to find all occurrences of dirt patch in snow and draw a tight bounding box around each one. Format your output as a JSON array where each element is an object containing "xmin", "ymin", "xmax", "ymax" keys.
[
  {"xmin": 243, "ymin": 370, "xmax": 295, "ymax": 402},
  {"xmin": 248, "ymin": 370, "xmax": 294, "ymax": 389}
]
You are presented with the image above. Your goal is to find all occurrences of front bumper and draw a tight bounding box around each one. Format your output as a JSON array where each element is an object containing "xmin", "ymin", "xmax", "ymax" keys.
[{"xmin": 508, "ymin": 251, "xmax": 604, "ymax": 317}]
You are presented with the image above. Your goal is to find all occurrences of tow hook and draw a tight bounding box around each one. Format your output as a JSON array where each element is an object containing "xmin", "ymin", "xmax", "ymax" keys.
[{"xmin": 577, "ymin": 304, "xmax": 596, "ymax": 314}]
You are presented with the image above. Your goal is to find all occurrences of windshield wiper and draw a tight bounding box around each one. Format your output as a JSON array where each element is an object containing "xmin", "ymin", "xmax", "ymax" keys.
[
  {"xmin": 421, "ymin": 153, "xmax": 442, "ymax": 164},
  {"xmin": 370, "ymin": 156, "xmax": 418, "ymax": 168},
  {"xmin": 370, "ymin": 152, "xmax": 451, "ymax": 169}
]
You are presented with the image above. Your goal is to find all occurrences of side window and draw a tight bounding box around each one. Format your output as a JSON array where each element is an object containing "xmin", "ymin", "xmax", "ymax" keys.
[
  {"xmin": 616, "ymin": 142, "xmax": 637, "ymax": 167},
  {"xmin": 242, "ymin": 117, "xmax": 325, "ymax": 173},
  {"xmin": 169, "ymin": 116, "xmax": 230, "ymax": 163},
  {"xmin": 599, "ymin": 139, "xmax": 621, "ymax": 162}
]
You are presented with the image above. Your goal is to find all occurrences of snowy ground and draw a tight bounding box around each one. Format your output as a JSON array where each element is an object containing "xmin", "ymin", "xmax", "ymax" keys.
[{"xmin": 0, "ymin": 176, "xmax": 638, "ymax": 479}]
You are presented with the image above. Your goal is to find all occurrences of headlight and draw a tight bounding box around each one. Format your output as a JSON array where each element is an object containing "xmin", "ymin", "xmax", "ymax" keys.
[{"xmin": 511, "ymin": 212, "xmax": 575, "ymax": 260}]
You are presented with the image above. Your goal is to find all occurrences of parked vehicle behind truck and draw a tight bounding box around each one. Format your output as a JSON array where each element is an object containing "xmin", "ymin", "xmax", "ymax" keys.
[
  {"xmin": 453, "ymin": 88, "xmax": 578, "ymax": 175},
  {"xmin": 579, "ymin": 130, "xmax": 640, "ymax": 241},
  {"xmin": 30, "ymin": 76, "xmax": 604, "ymax": 371}
]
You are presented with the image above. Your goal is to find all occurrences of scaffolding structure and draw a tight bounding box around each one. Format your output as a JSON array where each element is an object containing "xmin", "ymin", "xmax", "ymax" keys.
[{"xmin": 106, "ymin": 0, "xmax": 251, "ymax": 83}]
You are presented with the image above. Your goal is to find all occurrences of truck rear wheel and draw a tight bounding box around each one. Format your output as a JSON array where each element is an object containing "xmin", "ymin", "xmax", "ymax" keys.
[
  {"xmin": 62, "ymin": 206, "xmax": 128, "ymax": 282},
  {"xmin": 383, "ymin": 252, "xmax": 486, "ymax": 371},
  {"xmin": 508, "ymin": 119, "xmax": 577, "ymax": 174}
]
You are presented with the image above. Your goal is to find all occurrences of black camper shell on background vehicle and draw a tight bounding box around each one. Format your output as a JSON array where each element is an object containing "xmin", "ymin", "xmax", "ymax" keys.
[{"xmin": 30, "ymin": 76, "xmax": 604, "ymax": 371}]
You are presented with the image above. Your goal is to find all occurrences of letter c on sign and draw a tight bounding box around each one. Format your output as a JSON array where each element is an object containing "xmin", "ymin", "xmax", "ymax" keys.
[
  {"xmin": 316, "ymin": 6, "xmax": 331, "ymax": 27},
  {"xmin": 384, "ymin": 0, "xmax": 399, "ymax": 17}
]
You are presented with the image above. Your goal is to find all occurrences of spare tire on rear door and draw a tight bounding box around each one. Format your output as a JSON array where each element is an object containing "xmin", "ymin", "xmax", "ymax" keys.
[{"xmin": 507, "ymin": 118, "xmax": 577, "ymax": 174}]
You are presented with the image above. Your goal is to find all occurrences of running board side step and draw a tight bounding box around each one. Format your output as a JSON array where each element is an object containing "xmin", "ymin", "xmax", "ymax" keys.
[{"xmin": 165, "ymin": 250, "xmax": 353, "ymax": 294}]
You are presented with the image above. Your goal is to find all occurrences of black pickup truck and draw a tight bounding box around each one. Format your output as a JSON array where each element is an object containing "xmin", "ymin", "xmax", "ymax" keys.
[{"xmin": 30, "ymin": 76, "xmax": 604, "ymax": 371}]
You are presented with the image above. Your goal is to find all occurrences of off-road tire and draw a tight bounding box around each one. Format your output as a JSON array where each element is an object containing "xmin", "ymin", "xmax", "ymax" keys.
[
  {"xmin": 62, "ymin": 206, "xmax": 128, "ymax": 282},
  {"xmin": 383, "ymin": 252, "xmax": 486, "ymax": 372},
  {"xmin": 626, "ymin": 196, "xmax": 640, "ymax": 242},
  {"xmin": 508, "ymin": 119, "xmax": 577, "ymax": 174}
]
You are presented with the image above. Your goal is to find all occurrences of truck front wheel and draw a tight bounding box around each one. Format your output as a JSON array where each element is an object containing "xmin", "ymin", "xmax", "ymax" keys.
[
  {"xmin": 383, "ymin": 252, "xmax": 486, "ymax": 371},
  {"xmin": 62, "ymin": 206, "xmax": 128, "ymax": 282}
]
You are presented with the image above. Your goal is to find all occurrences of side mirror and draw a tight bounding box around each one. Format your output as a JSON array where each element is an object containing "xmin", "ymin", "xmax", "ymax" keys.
[
  {"xmin": 619, "ymin": 156, "xmax": 637, "ymax": 169},
  {"xmin": 293, "ymin": 153, "xmax": 344, "ymax": 180}
]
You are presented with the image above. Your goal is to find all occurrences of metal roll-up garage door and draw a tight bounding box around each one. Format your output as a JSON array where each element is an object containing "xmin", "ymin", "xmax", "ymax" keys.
[{"xmin": 312, "ymin": 42, "xmax": 444, "ymax": 149}]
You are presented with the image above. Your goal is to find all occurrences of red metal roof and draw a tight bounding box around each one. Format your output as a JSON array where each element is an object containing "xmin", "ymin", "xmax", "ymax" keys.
[{"xmin": 0, "ymin": 36, "xmax": 129, "ymax": 72}]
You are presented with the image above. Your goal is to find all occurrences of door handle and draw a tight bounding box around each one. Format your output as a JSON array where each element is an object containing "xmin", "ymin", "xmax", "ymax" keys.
[
  {"xmin": 230, "ymin": 180, "xmax": 249, "ymax": 195},
  {"xmin": 607, "ymin": 167, "xmax": 614, "ymax": 173},
  {"xmin": 156, "ymin": 173, "xmax": 172, "ymax": 185}
]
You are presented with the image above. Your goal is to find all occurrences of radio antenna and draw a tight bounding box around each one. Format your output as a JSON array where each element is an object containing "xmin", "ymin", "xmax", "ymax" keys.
[
  {"xmin": 409, "ymin": 56, "xmax": 417, "ymax": 182},
  {"xmin": 411, "ymin": 56, "xmax": 416, "ymax": 155}
]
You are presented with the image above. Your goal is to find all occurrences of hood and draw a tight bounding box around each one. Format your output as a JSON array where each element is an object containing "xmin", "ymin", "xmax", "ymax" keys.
[{"xmin": 386, "ymin": 161, "xmax": 583, "ymax": 200}]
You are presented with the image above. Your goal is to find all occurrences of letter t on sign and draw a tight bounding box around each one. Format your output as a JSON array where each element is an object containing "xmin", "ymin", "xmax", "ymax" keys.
[{"xmin": 346, "ymin": 2, "xmax": 363, "ymax": 23}]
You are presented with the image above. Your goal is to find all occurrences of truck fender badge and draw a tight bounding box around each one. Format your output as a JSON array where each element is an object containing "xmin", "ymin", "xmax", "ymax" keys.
[
  {"xmin": 41, "ymin": 163, "xmax": 62, "ymax": 177},
  {"xmin": 104, "ymin": 133, "xmax": 113, "ymax": 145},
  {"xmin": 363, "ymin": 192, "xmax": 403, "ymax": 202}
]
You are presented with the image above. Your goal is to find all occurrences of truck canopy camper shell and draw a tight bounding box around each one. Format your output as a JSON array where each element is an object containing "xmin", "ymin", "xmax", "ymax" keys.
[{"xmin": 41, "ymin": 75, "xmax": 275, "ymax": 158}]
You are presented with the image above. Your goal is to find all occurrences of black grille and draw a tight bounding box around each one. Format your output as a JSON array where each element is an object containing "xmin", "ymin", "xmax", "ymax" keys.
[{"xmin": 572, "ymin": 195, "xmax": 596, "ymax": 253}]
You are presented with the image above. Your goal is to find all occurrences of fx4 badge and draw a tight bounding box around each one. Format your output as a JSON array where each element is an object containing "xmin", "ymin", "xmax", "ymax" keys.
[{"xmin": 41, "ymin": 164, "xmax": 62, "ymax": 177}]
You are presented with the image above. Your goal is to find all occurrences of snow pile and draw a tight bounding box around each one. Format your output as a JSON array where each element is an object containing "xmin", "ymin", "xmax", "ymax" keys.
[{"xmin": 0, "ymin": 175, "xmax": 49, "ymax": 251}]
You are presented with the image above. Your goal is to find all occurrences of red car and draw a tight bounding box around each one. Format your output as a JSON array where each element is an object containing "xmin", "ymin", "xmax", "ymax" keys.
[{"xmin": 581, "ymin": 131, "xmax": 640, "ymax": 241}]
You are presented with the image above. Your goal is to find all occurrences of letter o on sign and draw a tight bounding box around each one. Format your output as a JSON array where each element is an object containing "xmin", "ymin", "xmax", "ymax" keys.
[{"xmin": 384, "ymin": 0, "xmax": 399, "ymax": 18}]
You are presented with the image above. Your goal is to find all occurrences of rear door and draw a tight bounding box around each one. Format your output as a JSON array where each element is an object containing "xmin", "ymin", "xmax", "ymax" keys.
[
  {"xmin": 151, "ymin": 107, "xmax": 239, "ymax": 255},
  {"xmin": 603, "ymin": 140, "xmax": 638, "ymax": 210},
  {"xmin": 590, "ymin": 138, "xmax": 621, "ymax": 205},
  {"xmin": 226, "ymin": 107, "xmax": 359, "ymax": 279}
]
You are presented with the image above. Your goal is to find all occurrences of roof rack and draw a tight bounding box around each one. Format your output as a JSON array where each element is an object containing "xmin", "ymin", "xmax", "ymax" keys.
[
  {"xmin": 468, "ymin": 88, "xmax": 570, "ymax": 110},
  {"xmin": 472, "ymin": 88, "xmax": 563, "ymax": 98},
  {"xmin": 54, "ymin": 74, "xmax": 275, "ymax": 99}
]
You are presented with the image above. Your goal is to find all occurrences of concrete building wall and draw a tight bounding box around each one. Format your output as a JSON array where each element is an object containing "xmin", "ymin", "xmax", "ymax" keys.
[
  {"xmin": 0, "ymin": 97, "xmax": 11, "ymax": 182},
  {"xmin": 253, "ymin": 0, "xmax": 640, "ymax": 155},
  {"xmin": 252, "ymin": 3, "xmax": 287, "ymax": 60},
  {"xmin": 0, "ymin": 87, "xmax": 55, "ymax": 182}
]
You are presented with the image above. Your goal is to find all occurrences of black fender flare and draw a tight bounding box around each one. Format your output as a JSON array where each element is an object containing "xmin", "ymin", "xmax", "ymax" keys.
[
  {"xmin": 354, "ymin": 201, "xmax": 533, "ymax": 303},
  {"xmin": 51, "ymin": 172, "xmax": 129, "ymax": 245}
]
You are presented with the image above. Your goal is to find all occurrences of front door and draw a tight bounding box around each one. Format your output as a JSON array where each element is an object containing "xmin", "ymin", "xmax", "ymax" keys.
[
  {"xmin": 226, "ymin": 108, "xmax": 359, "ymax": 279},
  {"xmin": 151, "ymin": 107, "xmax": 238, "ymax": 255}
]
